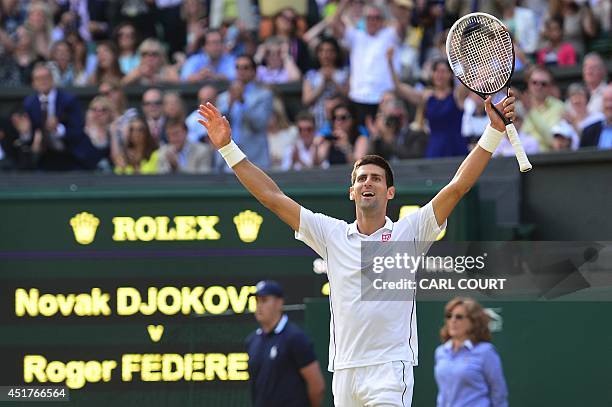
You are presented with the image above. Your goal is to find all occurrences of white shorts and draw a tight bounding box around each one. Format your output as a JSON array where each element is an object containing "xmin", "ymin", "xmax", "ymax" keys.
[{"xmin": 332, "ymin": 361, "xmax": 414, "ymax": 407}]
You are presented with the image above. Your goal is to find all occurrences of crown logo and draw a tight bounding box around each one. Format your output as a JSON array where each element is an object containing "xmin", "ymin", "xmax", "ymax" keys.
[
  {"xmin": 233, "ymin": 210, "xmax": 263, "ymax": 243},
  {"xmin": 70, "ymin": 212, "xmax": 100, "ymax": 245}
]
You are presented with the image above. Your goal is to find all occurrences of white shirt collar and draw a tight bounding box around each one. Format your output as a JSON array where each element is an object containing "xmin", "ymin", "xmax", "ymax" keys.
[
  {"xmin": 256, "ymin": 314, "xmax": 288, "ymax": 335},
  {"xmin": 443, "ymin": 339, "xmax": 474, "ymax": 351},
  {"xmin": 347, "ymin": 217, "xmax": 394, "ymax": 237}
]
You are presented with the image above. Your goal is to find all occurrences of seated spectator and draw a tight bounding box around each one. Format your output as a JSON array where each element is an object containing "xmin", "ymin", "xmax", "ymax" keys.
[
  {"xmin": 581, "ymin": 84, "xmax": 612, "ymax": 149},
  {"xmin": 267, "ymin": 97, "xmax": 298, "ymax": 170},
  {"xmin": 113, "ymin": 117, "xmax": 159, "ymax": 175},
  {"xmin": 582, "ymin": 52, "xmax": 608, "ymax": 115},
  {"xmin": 99, "ymin": 79, "xmax": 139, "ymax": 169},
  {"xmin": 89, "ymin": 41, "xmax": 123, "ymax": 85},
  {"xmin": 536, "ymin": 16, "xmax": 577, "ymax": 67},
  {"xmin": 85, "ymin": 96, "xmax": 115, "ymax": 170},
  {"xmin": 255, "ymin": 36, "xmax": 301, "ymax": 84},
  {"xmin": 180, "ymin": 29, "xmax": 236, "ymax": 83},
  {"xmin": 64, "ymin": 31, "xmax": 91, "ymax": 86},
  {"xmin": 564, "ymin": 83, "xmax": 605, "ymax": 137},
  {"xmin": 186, "ymin": 85, "xmax": 218, "ymax": 144},
  {"xmin": 24, "ymin": 63, "xmax": 102, "ymax": 170},
  {"xmin": 10, "ymin": 26, "xmax": 44, "ymax": 86},
  {"xmin": 48, "ymin": 40, "xmax": 76, "ymax": 87},
  {"xmin": 0, "ymin": 0, "xmax": 26, "ymax": 38},
  {"xmin": 0, "ymin": 107, "xmax": 35, "ymax": 170},
  {"xmin": 121, "ymin": 38, "xmax": 179, "ymax": 86},
  {"xmin": 521, "ymin": 66, "xmax": 565, "ymax": 151},
  {"xmin": 24, "ymin": 1, "xmax": 52, "ymax": 59},
  {"xmin": 157, "ymin": 119, "xmax": 212, "ymax": 174},
  {"xmin": 368, "ymin": 100, "xmax": 428, "ymax": 161},
  {"xmin": 302, "ymin": 37, "xmax": 349, "ymax": 131},
  {"xmin": 550, "ymin": 120, "xmax": 579, "ymax": 151},
  {"xmin": 113, "ymin": 22, "xmax": 141, "ymax": 75},
  {"xmin": 281, "ymin": 111, "xmax": 318, "ymax": 171},
  {"xmin": 50, "ymin": 9, "xmax": 78, "ymax": 43},
  {"xmin": 316, "ymin": 103, "xmax": 368, "ymax": 166},
  {"xmin": 215, "ymin": 55, "xmax": 273, "ymax": 170},
  {"xmin": 163, "ymin": 91, "xmax": 187, "ymax": 123},
  {"xmin": 141, "ymin": 88, "xmax": 167, "ymax": 144},
  {"xmin": 181, "ymin": 0, "xmax": 208, "ymax": 56},
  {"xmin": 545, "ymin": 0, "xmax": 598, "ymax": 57},
  {"xmin": 493, "ymin": 101, "xmax": 540, "ymax": 157}
]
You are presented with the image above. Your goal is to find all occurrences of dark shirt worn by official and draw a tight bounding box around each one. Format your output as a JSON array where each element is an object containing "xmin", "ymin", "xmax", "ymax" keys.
[{"xmin": 246, "ymin": 314, "xmax": 316, "ymax": 407}]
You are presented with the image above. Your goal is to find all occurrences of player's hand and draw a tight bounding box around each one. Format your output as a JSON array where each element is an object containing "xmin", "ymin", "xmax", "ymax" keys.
[
  {"xmin": 197, "ymin": 102, "xmax": 232, "ymax": 149},
  {"xmin": 485, "ymin": 89, "xmax": 515, "ymax": 133}
]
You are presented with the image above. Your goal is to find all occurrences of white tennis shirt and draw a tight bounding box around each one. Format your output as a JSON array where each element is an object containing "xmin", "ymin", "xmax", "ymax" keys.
[{"xmin": 296, "ymin": 202, "xmax": 445, "ymax": 371}]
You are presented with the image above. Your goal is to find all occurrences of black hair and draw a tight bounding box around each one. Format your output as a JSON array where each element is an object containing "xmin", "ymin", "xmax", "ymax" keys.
[{"xmin": 351, "ymin": 155, "xmax": 394, "ymax": 188}]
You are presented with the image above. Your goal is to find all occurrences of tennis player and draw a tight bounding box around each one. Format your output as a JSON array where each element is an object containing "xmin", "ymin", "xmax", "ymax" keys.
[{"xmin": 198, "ymin": 92, "xmax": 514, "ymax": 406}]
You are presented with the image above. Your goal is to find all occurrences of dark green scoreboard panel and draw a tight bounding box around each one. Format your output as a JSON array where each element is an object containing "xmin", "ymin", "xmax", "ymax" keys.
[{"xmin": 1, "ymin": 184, "xmax": 475, "ymax": 406}]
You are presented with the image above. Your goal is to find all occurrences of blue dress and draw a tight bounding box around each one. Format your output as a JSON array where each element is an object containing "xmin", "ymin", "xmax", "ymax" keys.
[{"xmin": 425, "ymin": 92, "xmax": 467, "ymax": 158}]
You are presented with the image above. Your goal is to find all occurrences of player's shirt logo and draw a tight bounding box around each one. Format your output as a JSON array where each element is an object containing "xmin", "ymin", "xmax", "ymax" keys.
[{"xmin": 382, "ymin": 233, "xmax": 391, "ymax": 242}]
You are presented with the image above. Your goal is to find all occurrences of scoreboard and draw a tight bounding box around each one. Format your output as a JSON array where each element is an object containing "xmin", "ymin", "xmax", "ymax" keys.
[{"xmin": 0, "ymin": 182, "xmax": 464, "ymax": 406}]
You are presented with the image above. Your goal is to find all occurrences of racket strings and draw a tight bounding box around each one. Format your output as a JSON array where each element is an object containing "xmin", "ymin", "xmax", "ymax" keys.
[{"xmin": 448, "ymin": 15, "xmax": 513, "ymax": 94}]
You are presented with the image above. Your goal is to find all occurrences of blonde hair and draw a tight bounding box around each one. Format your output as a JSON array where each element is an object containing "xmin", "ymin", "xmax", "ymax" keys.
[
  {"xmin": 89, "ymin": 96, "xmax": 117, "ymax": 120},
  {"xmin": 138, "ymin": 38, "xmax": 168, "ymax": 65},
  {"xmin": 271, "ymin": 97, "xmax": 291, "ymax": 130}
]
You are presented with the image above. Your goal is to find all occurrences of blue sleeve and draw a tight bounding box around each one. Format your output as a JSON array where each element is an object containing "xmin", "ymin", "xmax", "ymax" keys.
[
  {"xmin": 288, "ymin": 331, "xmax": 317, "ymax": 369},
  {"xmin": 180, "ymin": 54, "xmax": 204, "ymax": 81},
  {"xmin": 243, "ymin": 89, "xmax": 273, "ymax": 132},
  {"xmin": 482, "ymin": 346, "xmax": 508, "ymax": 407}
]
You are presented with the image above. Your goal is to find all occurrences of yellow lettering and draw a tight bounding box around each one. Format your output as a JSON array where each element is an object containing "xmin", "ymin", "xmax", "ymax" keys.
[
  {"xmin": 196, "ymin": 216, "xmax": 221, "ymax": 240},
  {"xmin": 112, "ymin": 217, "xmax": 136, "ymax": 241},
  {"xmin": 161, "ymin": 354, "xmax": 184, "ymax": 381},
  {"xmin": 116, "ymin": 288, "xmax": 141, "ymax": 316},
  {"xmin": 157, "ymin": 287, "xmax": 181, "ymax": 315},
  {"xmin": 205, "ymin": 353, "xmax": 227, "ymax": 380},
  {"xmin": 38, "ymin": 294, "xmax": 59, "ymax": 316},
  {"xmin": 227, "ymin": 286, "xmax": 251, "ymax": 314},
  {"xmin": 155, "ymin": 216, "xmax": 176, "ymax": 240},
  {"xmin": 24, "ymin": 355, "xmax": 47, "ymax": 383},
  {"xmin": 181, "ymin": 287, "xmax": 204, "ymax": 315},
  {"xmin": 91, "ymin": 288, "xmax": 111, "ymax": 316},
  {"xmin": 122, "ymin": 354, "xmax": 141, "ymax": 381},
  {"xmin": 141, "ymin": 354, "xmax": 162, "ymax": 381},
  {"xmin": 192, "ymin": 354, "xmax": 205, "ymax": 381},
  {"xmin": 73, "ymin": 294, "xmax": 91, "ymax": 315},
  {"xmin": 15, "ymin": 288, "xmax": 39, "ymax": 317},
  {"xmin": 135, "ymin": 216, "xmax": 157, "ymax": 241},
  {"xmin": 175, "ymin": 216, "xmax": 197, "ymax": 240},
  {"xmin": 139, "ymin": 287, "xmax": 158, "ymax": 315},
  {"xmin": 227, "ymin": 353, "xmax": 249, "ymax": 380},
  {"xmin": 203, "ymin": 286, "xmax": 229, "ymax": 315}
]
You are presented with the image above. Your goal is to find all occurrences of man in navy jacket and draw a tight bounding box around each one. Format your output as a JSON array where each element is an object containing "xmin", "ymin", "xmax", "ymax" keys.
[{"xmin": 24, "ymin": 63, "xmax": 101, "ymax": 170}]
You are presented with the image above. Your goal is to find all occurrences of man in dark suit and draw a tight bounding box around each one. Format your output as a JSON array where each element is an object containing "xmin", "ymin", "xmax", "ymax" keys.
[
  {"xmin": 581, "ymin": 84, "xmax": 612, "ymax": 149},
  {"xmin": 24, "ymin": 63, "xmax": 101, "ymax": 170}
]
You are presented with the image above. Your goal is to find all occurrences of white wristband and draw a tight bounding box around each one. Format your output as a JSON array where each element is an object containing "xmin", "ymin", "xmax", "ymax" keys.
[
  {"xmin": 477, "ymin": 125, "xmax": 505, "ymax": 153},
  {"xmin": 219, "ymin": 140, "xmax": 246, "ymax": 168}
]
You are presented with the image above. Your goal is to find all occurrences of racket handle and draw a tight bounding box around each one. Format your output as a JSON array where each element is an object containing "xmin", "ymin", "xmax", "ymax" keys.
[{"xmin": 505, "ymin": 123, "xmax": 532, "ymax": 172}]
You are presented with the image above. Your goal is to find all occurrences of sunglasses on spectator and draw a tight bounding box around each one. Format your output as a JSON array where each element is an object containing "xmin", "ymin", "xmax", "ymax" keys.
[
  {"xmin": 333, "ymin": 114, "xmax": 351, "ymax": 121},
  {"xmin": 530, "ymin": 80, "xmax": 550, "ymax": 87},
  {"xmin": 235, "ymin": 64, "xmax": 253, "ymax": 70},
  {"xmin": 298, "ymin": 125, "xmax": 314, "ymax": 133},
  {"xmin": 445, "ymin": 313, "xmax": 466, "ymax": 321},
  {"xmin": 366, "ymin": 14, "xmax": 383, "ymax": 20},
  {"xmin": 118, "ymin": 31, "xmax": 135, "ymax": 38},
  {"xmin": 90, "ymin": 107, "xmax": 108, "ymax": 113},
  {"xmin": 141, "ymin": 51, "xmax": 160, "ymax": 57},
  {"xmin": 130, "ymin": 125, "xmax": 147, "ymax": 132},
  {"xmin": 143, "ymin": 100, "xmax": 162, "ymax": 106}
]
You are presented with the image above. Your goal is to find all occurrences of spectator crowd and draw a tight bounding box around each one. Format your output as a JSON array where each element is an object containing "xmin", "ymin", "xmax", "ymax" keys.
[{"xmin": 0, "ymin": 0, "xmax": 610, "ymax": 173}]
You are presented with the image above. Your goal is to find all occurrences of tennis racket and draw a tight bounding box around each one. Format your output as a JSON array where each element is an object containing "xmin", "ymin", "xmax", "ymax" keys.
[{"xmin": 446, "ymin": 12, "xmax": 532, "ymax": 172}]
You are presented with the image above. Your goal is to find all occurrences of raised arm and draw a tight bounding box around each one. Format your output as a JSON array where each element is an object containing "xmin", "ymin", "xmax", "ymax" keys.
[
  {"xmin": 431, "ymin": 92, "xmax": 515, "ymax": 227},
  {"xmin": 387, "ymin": 47, "xmax": 427, "ymax": 106},
  {"xmin": 198, "ymin": 103, "xmax": 301, "ymax": 231}
]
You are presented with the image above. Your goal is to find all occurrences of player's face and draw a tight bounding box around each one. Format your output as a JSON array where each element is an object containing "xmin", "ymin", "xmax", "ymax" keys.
[
  {"xmin": 349, "ymin": 164, "xmax": 395, "ymax": 212},
  {"xmin": 446, "ymin": 305, "xmax": 472, "ymax": 340},
  {"xmin": 255, "ymin": 295, "xmax": 283, "ymax": 325}
]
